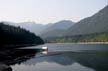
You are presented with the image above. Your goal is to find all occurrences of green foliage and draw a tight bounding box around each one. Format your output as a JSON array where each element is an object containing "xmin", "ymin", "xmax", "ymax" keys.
[
  {"xmin": 0, "ymin": 22, "xmax": 44, "ymax": 47},
  {"xmin": 45, "ymin": 32, "xmax": 108, "ymax": 43}
]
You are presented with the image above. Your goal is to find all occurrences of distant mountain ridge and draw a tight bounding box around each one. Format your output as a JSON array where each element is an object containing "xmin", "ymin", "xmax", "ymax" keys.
[
  {"xmin": 39, "ymin": 20, "xmax": 74, "ymax": 38},
  {"xmin": 3, "ymin": 20, "xmax": 75, "ymax": 38},
  {"xmin": 2, "ymin": 5, "xmax": 108, "ymax": 41},
  {"xmin": 45, "ymin": 20, "xmax": 74, "ymax": 30}
]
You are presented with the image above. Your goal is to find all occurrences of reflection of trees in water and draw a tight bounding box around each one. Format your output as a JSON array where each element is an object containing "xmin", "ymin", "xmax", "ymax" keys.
[
  {"xmin": 69, "ymin": 52, "xmax": 108, "ymax": 71},
  {"xmin": 23, "ymin": 52, "xmax": 75, "ymax": 65},
  {"xmin": 1, "ymin": 49, "xmax": 108, "ymax": 71},
  {"xmin": 48, "ymin": 52, "xmax": 108, "ymax": 71},
  {"xmin": 0, "ymin": 49, "xmax": 39, "ymax": 71},
  {"xmin": 0, "ymin": 64, "xmax": 12, "ymax": 71},
  {"xmin": 23, "ymin": 51, "xmax": 108, "ymax": 71}
]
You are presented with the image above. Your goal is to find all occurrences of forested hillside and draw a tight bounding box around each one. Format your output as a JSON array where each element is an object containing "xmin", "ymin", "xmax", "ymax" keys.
[
  {"xmin": 39, "ymin": 20, "xmax": 74, "ymax": 38},
  {"xmin": 0, "ymin": 22, "xmax": 44, "ymax": 48},
  {"xmin": 65, "ymin": 5, "xmax": 108, "ymax": 36},
  {"xmin": 45, "ymin": 32, "xmax": 108, "ymax": 43},
  {"xmin": 43, "ymin": 5, "xmax": 108, "ymax": 43}
]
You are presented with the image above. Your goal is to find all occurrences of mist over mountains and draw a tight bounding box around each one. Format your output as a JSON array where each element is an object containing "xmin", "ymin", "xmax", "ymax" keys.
[
  {"xmin": 2, "ymin": 5, "xmax": 108, "ymax": 42},
  {"xmin": 3, "ymin": 20, "xmax": 74, "ymax": 37},
  {"xmin": 39, "ymin": 20, "xmax": 74, "ymax": 38}
]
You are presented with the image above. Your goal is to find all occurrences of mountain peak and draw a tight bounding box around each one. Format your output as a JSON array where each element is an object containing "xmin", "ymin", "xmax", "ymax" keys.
[
  {"xmin": 56, "ymin": 20, "xmax": 74, "ymax": 23},
  {"xmin": 39, "ymin": 20, "xmax": 75, "ymax": 38},
  {"xmin": 51, "ymin": 20, "xmax": 74, "ymax": 30}
]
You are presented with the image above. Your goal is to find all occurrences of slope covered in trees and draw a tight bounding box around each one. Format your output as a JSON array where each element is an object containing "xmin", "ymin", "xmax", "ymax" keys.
[
  {"xmin": 0, "ymin": 22, "xmax": 44, "ymax": 48},
  {"xmin": 39, "ymin": 20, "xmax": 74, "ymax": 38},
  {"xmin": 45, "ymin": 32, "xmax": 108, "ymax": 43},
  {"xmin": 43, "ymin": 5, "xmax": 108, "ymax": 43},
  {"xmin": 65, "ymin": 5, "xmax": 108, "ymax": 36}
]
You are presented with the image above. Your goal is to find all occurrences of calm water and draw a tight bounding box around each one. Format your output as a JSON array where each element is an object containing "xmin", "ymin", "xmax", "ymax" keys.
[{"xmin": 1, "ymin": 43, "xmax": 108, "ymax": 71}]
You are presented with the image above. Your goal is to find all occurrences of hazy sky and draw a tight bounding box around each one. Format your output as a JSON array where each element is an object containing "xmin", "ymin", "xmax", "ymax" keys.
[{"xmin": 0, "ymin": 0, "xmax": 107, "ymax": 24}]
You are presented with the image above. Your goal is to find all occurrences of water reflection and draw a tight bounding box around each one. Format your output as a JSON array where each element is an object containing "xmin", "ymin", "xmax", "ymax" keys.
[
  {"xmin": 70, "ymin": 52, "xmax": 108, "ymax": 71},
  {"xmin": 0, "ymin": 49, "xmax": 40, "ymax": 71},
  {"xmin": 22, "ymin": 51, "xmax": 108, "ymax": 71},
  {"xmin": 42, "ymin": 51, "xmax": 48, "ymax": 55},
  {"xmin": 0, "ymin": 48, "xmax": 108, "ymax": 71}
]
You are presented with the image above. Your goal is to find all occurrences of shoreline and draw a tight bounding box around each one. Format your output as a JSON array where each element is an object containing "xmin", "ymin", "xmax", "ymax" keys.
[
  {"xmin": 0, "ymin": 44, "xmax": 43, "ymax": 49},
  {"xmin": 46, "ymin": 42, "xmax": 108, "ymax": 44}
]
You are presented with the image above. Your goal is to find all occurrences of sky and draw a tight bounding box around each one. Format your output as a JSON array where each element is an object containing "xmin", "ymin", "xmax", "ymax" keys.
[{"xmin": 0, "ymin": 0, "xmax": 107, "ymax": 24}]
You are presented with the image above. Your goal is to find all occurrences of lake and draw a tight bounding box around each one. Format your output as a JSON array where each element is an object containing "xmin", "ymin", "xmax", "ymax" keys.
[{"xmin": 1, "ymin": 43, "xmax": 108, "ymax": 71}]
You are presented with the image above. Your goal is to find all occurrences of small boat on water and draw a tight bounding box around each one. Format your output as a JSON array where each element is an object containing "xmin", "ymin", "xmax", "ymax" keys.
[{"xmin": 42, "ymin": 47, "xmax": 48, "ymax": 51}]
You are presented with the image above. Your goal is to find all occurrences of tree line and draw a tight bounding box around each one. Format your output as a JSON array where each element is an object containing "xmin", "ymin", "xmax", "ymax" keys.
[
  {"xmin": 0, "ymin": 22, "xmax": 44, "ymax": 47},
  {"xmin": 44, "ymin": 32, "xmax": 108, "ymax": 43}
]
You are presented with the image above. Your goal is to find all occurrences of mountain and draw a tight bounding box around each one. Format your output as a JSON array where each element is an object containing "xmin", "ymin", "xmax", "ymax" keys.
[
  {"xmin": 65, "ymin": 5, "xmax": 108, "ymax": 36},
  {"xmin": 3, "ymin": 20, "xmax": 74, "ymax": 39},
  {"xmin": 39, "ymin": 20, "xmax": 74, "ymax": 38},
  {"xmin": 18, "ymin": 22, "xmax": 45, "ymax": 35},
  {"xmin": 3, "ymin": 21, "xmax": 45, "ymax": 35}
]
